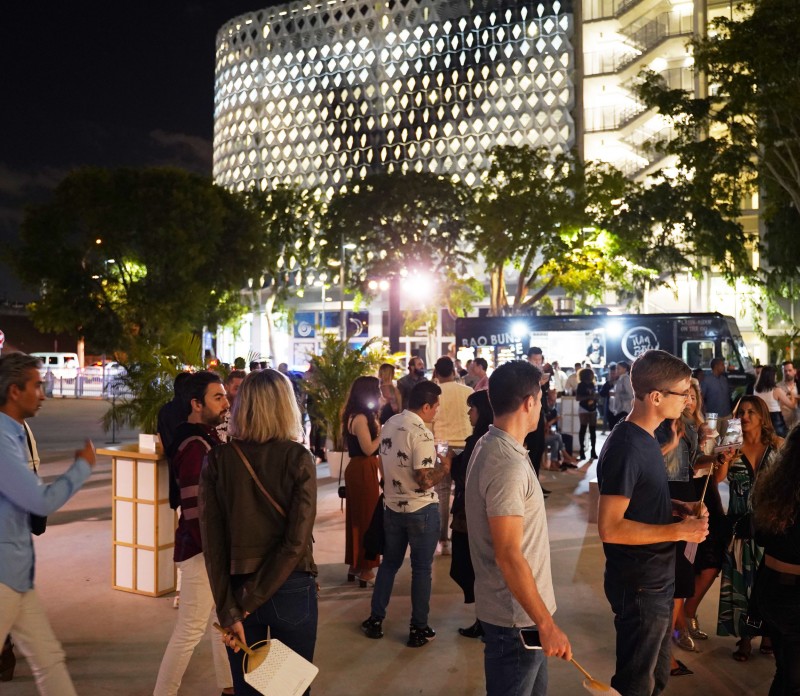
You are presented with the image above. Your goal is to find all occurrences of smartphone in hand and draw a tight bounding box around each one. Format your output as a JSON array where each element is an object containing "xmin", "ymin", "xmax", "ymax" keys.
[{"xmin": 519, "ymin": 628, "xmax": 542, "ymax": 650}]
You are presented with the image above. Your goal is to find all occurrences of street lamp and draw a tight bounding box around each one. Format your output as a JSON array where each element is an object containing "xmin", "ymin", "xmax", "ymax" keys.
[{"xmin": 339, "ymin": 235, "xmax": 357, "ymax": 341}]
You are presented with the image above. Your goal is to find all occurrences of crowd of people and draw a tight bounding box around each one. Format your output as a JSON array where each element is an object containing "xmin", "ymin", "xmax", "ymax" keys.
[{"xmin": 1, "ymin": 348, "xmax": 799, "ymax": 696}]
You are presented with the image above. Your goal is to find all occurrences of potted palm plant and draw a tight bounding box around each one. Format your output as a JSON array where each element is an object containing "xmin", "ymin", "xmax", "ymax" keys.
[
  {"xmin": 102, "ymin": 334, "xmax": 203, "ymax": 446},
  {"xmin": 302, "ymin": 334, "xmax": 385, "ymax": 477}
]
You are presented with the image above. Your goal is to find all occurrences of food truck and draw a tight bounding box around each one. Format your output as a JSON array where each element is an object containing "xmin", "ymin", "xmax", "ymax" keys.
[{"xmin": 455, "ymin": 312, "xmax": 756, "ymax": 399}]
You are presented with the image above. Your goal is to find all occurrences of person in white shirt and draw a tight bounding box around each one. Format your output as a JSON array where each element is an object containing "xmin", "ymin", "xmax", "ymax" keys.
[
  {"xmin": 611, "ymin": 361, "xmax": 634, "ymax": 429},
  {"xmin": 564, "ymin": 363, "xmax": 581, "ymax": 394},
  {"xmin": 432, "ymin": 357, "xmax": 473, "ymax": 555},
  {"xmin": 361, "ymin": 381, "xmax": 452, "ymax": 648},
  {"xmin": 550, "ymin": 361, "xmax": 568, "ymax": 395}
]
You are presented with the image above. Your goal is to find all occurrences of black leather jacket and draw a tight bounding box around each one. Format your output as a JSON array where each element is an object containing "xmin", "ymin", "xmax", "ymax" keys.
[{"xmin": 199, "ymin": 438, "xmax": 317, "ymax": 627}]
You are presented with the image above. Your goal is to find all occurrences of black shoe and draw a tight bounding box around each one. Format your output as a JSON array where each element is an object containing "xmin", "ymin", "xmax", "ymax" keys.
[
  {"xmin": 361, "ymin": 615, "xmax": 384, "ymax": 639},
  {"xmin": 407, "ymin": 624, "xmax": 435, "ymax": 648},
  {"xmin": 579, "ymin": 451, "xmax": 586, "ymax": 460},
  {"xmin": 591, "ymin": 451, "xmax": 598, "ymax": 459},
  {"xmin": 0, "ymin": 637, "xmax": 15, "ymax": 682},
  {"xmin": 458, "ymin": 620, "xmax": 484, "ymax": 638},
  {"xmin": 670, "ymin": 659, "xmax": 693, "ymax": 677}
]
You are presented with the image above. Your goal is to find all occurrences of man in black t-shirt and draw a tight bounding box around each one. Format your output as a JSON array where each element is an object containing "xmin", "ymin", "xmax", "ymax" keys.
[{"xmin": 597, "ymin": 350, "xmax": 709, "ymax": 696}]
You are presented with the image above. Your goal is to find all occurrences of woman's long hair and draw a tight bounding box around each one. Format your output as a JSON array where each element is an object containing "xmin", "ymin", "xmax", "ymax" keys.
[
  {"xmin": 467, "ymin": 389, "xmax": 493, "ymax": 438},
  {"xmin": 733, "ymin": 395, "xmax": 778, "ymax": 447},
  {"xmin": 753, "ymin": 424, "xmax": 800, "ymax": 535},
  {"xmin": 683, "ymin": 378, "xmax": 704, "ymax": 429},
  {"xmin": 229, "ymin": 369, "xmax": 303, "ymax": 443},
  {"xmin": 754, "ymin": 364, "xmax": 778, "ymax": 393},
  {"xmin": 378, "ymin": 363, "xmax": 396, "ymax": 385},
  {"xmin": 341, "ymin": 375, "xmax": 380, "ymax": 442}
]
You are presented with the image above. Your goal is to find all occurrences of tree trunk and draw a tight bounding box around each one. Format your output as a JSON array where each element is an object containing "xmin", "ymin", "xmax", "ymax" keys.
[
  {"xmin": 489, "ymin": 266, "xmax": 508, "ymax": 316},
  {"xmin": 263, "ymin": 292, "xmax": 277, "ymax": 364}
]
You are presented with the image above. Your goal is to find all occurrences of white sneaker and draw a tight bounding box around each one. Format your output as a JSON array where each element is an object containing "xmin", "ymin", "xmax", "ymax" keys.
[{"xmin": 439, "ymin": 541, "xmax": 451, "ymax": 556}]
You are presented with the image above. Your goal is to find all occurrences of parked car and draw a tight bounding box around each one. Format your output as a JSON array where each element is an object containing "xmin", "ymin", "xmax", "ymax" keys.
[{"xmin": 32, "ymin": 352, "xmax": 80, "ymax": 379}]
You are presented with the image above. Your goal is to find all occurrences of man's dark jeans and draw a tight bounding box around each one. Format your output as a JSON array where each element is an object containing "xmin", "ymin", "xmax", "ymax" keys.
[
  {"xmin": 604, "ymin": 578, "xmax": 673, "ymax": 696},
  {"xmin": 371, "ymin": 503, "xmax": 440, "ymax": 628},
  {"xmin": 481, "ymin": 621, "xmax": 547, "ymax": 696}
]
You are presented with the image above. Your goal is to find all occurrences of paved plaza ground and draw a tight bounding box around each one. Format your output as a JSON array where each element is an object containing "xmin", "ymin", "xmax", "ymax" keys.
[{"xmin": 8, "ymin": 398, "xmax": 775, "ymax": 694}]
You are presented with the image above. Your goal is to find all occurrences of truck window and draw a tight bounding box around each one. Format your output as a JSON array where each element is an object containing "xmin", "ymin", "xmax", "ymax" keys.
[
  {"xmin": 722, "ymin": 338, "xmax": 743, "ymax": 371},
  {"xmin": 683, "ymin": 340, "xmax": 715, "ymax": 369}
]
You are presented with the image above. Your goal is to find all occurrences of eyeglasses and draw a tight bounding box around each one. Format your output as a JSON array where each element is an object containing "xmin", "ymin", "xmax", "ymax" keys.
[{"xmin": 660, "ymin": 390, "xmax": 691, "ymax": 400}]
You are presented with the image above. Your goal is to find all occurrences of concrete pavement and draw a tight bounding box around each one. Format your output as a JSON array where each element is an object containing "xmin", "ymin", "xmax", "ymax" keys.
[{"xmin": 9, "ymin": 399, "xmax": 773, "ymax": 694}]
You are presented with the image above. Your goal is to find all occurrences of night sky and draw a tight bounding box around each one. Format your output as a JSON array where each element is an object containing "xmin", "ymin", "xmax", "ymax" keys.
[{"xmin": 0, "ymin": 1, "xmax": 281, "ymax": 301}]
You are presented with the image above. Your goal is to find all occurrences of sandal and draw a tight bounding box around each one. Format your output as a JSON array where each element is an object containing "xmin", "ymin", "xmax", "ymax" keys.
[
  {"xmin": 670, "ymin": 660, "xmax": 693, "ymax": 677},
  {"xmin": 733, "ymin": 638, "xmax": 752, "ymax": 662}
]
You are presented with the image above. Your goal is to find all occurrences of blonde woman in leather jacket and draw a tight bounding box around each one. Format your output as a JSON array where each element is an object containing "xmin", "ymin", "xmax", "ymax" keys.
[{"xmin": 200, "ymin": 369, "xmax": 317, "ymax": 696}]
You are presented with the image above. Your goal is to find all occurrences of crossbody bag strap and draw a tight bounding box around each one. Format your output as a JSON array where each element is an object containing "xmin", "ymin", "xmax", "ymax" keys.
[
  {"xmin": 230, "ymin": 440, "xmax": 286, "ymax": 518},
  {"xmin": 24, "ymin": 423, "xmax": 37, "ymax": 475}
]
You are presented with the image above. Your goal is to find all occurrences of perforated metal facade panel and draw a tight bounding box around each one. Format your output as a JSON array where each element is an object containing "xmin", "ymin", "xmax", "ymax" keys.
[{"xmin": 214, "ymin": 0, "xmax": 575, "ymax": 194}]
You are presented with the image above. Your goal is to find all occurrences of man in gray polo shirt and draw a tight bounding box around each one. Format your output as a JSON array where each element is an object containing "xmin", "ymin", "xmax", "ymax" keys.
[{"xmin": 466, "ymin": 361, "xmax": 571, "ymax": 696}]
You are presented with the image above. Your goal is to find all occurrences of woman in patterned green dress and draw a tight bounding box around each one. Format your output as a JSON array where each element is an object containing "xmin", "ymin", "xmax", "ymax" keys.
[{"xmin": 715, "ymin": 396, "xmax": 783, "ymax": 660}]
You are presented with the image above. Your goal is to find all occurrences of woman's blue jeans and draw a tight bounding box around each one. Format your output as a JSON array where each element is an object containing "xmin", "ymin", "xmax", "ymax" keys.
[{"xmin": 227, "ymin": 571, "xmax": 318, "ymax": 695}]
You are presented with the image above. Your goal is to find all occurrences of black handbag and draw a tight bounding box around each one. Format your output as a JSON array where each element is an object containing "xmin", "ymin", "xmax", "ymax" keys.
[
  {"xmin": 25, "ymin": 425, "xmax": 47, "ymax": 536},
  {"xmin": 732, "ymin": 512, "xmax": 753, "ymax": 540},
  {"xmin": 363, "ymin": 494, "xmax": 385, "ymax": 560}
]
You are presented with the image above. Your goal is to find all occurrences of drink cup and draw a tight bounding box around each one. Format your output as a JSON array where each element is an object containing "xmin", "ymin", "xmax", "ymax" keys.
[
  {"xmin": 435, "ymin": 440, "xmax": 449, "ymax": 457},
  {"xmin": 706, "ymin": 413, "xmax": 718, "ymax": 432}
]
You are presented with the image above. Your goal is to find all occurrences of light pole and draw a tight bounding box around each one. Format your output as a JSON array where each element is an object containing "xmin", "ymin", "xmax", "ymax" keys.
[{"xmin": 339, "ymin": 235, "xmax": 357, "ymax": 341}]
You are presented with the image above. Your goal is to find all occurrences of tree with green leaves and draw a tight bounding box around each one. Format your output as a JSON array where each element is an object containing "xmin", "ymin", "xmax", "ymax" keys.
[
  {"xmin": 602, "ymin": 176, "xmax": 754, "ymax": 303},
  {"xmin": 243, "ymin": 184, "xmax": 324, "ymax": 361},
  {"xmin": 634, "ymin": 0, "xmax": 800, "ymax": 311},
  {"xmin": 323, "ymin": 170, "xmax": 483, "ymax": 344},
  {"xmin": 10, "ymin": 167, "xmax": 266, "ymax": 353},
  {"xmin": 472, "ymin": 145, "xmax": 635, "ymax": 315}
]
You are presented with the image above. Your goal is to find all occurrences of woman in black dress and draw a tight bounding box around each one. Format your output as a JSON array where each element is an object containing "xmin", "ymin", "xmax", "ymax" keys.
[
  {"xmin": 342, "ymin": 376, "xmax": 382, "ymax": 586},
  {"xmin": 576, "ymin": 368, "xmax": 598, "ymax": 459}
]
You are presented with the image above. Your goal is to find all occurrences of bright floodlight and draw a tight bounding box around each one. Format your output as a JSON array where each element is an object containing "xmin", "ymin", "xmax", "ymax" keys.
[
  {"xmin": 605, "ymin": 320, "xmax": 624, "ymax": 338},
  {"xmin": 401, "ymin": 271, "xmax": 436, "ymax": 299},
  {"xmin": 511, "ymin": 321, "xmax": 527, "ymax": 338}
]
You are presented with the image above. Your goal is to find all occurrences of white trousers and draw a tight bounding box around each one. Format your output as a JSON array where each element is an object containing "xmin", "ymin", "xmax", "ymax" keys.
[
  {"xmin": 0, "ymin": 583, "xmax": 77, "ymax": 696},
  {"xmin": 153, "ymin": 553, "xmax": 232, "ymax": 695}
]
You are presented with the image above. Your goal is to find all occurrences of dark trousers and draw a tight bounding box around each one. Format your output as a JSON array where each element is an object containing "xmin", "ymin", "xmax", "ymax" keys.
[
  {"xmin": 227, "ymin": 572, "xmax": 318, "ymax": 696},
  {"xmin": 604, "ymin": 578, "xmax": 673, "ymax": 696},
  {"xmin": 756, "ymin": 566, "xmax": 800, "ymax": 696}
]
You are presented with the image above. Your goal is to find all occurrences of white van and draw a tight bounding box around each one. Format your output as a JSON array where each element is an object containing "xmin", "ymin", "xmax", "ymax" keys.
[{"xmin": 32, "ymin": 352, "xmax": 80, "ymax": 379}]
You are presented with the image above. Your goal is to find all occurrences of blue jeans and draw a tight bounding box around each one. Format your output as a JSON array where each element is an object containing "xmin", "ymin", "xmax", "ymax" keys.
[
  {"xmin": 227, "ymin": 572, "xmax": 318, "ymax": 696},
  {"xmin": 604, "ymin": 579, "xmax": 673, "ymax": 696},
  {"xmin": 371, "ymin": 503, "xmax": 440, "ymax": 627},
  {"xmin": 482, "ymin": 621, "xmax": 547, "ymax": 696}
]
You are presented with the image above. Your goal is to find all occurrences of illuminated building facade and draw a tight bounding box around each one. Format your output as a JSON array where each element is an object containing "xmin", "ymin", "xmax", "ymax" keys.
[{"xmin": 214, "ymin": 0, "xmax": 576, "ymax": 196}]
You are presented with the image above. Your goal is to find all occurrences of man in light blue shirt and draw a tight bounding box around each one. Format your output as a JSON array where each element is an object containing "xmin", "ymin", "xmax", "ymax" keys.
[{"xmin": 0, "ymin": 353, "xmax": 95, "ymax": 695}]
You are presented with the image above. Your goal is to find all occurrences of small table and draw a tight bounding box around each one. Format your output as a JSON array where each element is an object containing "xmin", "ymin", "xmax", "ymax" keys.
[{"xmin": 97, "ymin": 443, "xmax": 176, "ymax": 596}]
